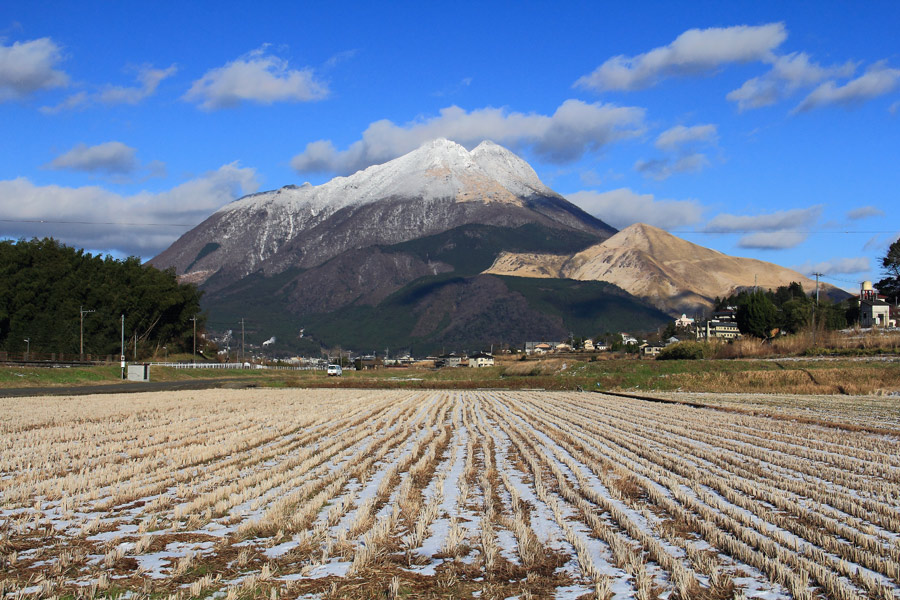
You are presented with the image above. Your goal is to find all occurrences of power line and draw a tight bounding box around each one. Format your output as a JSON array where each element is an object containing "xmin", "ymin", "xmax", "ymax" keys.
[{"xmin": 817, "ymin": 273, "xmax": 868, "ymax": 285}]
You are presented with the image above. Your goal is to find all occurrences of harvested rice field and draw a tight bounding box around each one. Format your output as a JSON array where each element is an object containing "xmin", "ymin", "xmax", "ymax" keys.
[{"xmin": 1, "ymin": 389, "xmax": 898, "ymax": 599}]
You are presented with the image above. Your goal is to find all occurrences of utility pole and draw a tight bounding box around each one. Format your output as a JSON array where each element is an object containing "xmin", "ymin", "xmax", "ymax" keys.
[
  {"xmin": 120, "ymin": 314, "xmax": 125, "ymax": 379},
  {"xmin": 241, "ymin": 318, "xmax": 245, "ymax": 364},
  {"xmin": 190, "ymin": 316, "xmax": 197, "ymax": 363},
  {"xmin": 812, "ymin": 272, "xmax": 823, "ymax": 346},
  {"xmin": 24, "ymin": 338, "xmax": 30, "ymax": 360},
  {"xmin": 79, "ymin": 306, "xmax": 95, "ymax": 360}
]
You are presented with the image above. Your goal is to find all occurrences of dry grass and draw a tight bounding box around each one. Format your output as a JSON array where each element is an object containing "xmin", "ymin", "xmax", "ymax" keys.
[{"xmin": 714, "ymin": 327, "xmax": 900, "ymax": 358}]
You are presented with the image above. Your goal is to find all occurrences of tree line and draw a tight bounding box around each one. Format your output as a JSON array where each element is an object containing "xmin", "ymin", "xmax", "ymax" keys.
[{"xmin": 0, "ymin": 238, "xmax": 204, "ymax": 358}]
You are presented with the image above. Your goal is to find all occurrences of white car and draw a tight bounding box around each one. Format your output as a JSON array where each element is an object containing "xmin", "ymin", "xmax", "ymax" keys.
[{"xmin": 326, "ymin": 364, "xmax": 342, "ymax": 377}]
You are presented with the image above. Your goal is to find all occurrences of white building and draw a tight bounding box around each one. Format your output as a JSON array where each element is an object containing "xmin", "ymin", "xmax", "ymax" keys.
[
  {"xmin": 675, "ymin": 314, "xmax": 695, "ymax": 328},
  {"xmin": 859, "ymin": 281, "xmax": 896, "ymax": 327},
  {"xmin": 468, "ymin": 352, "xmax": 494, "ymax": 368}
]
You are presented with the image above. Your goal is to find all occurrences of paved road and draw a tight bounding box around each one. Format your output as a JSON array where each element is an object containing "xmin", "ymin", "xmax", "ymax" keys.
[{"xmin": 0, "ymin": 378, "xmax": 261, "ymax": 398}]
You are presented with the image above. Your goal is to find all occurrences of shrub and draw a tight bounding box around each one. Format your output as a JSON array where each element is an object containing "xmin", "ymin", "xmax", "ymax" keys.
[{"xmin": 656, "ymin": 341, "xmax": 711, "ymax": 360}]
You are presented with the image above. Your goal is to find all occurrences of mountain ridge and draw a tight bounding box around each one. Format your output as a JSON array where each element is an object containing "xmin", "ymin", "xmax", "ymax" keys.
[{"xmin": 484, "ymin": 222, "xmax": 845, "ymax": 314}]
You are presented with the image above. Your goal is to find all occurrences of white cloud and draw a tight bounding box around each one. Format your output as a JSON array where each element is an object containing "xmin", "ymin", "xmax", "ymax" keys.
[
  {"xmin": 575, "ymin": 23, "xmax": 786, "ymax": 92},
  {"xmin": 0, "ymin": 37, "xmax": 68, "ymax": 100},
  {"xmin": 847, "ymin": 206, "xmax": 885, "ymax": 220},
  {"xmin": 794, "ymin": 62, "xmax": 900, "ymax": 113},
  {"xmin": 47, "ymin": 142, "xmax": 139, "ymax": 174},
  {"xmin": 737, "ymin": 231, "xmax": 808, "ymax": 249},
  {"xmin": 727, "ymin": 52, "xmax": 856, "ymax": 111},
  {"xmin": 0, "ymin": 163, "xmax": 258, "ymax": 257},
  {"xmin": 290, "ymin": 100, "xmax": 646, "ymax": 175},
  {"xmin": 705, "ymin": 205, "xmax": 822, "ymax": 232},
  {"xmin": 184, "ymin": 47, "xmax": 328, "ymax": 110},
  {"xmin": 566, "ymin": 188, "xmax": 703, "ymax": 230},
  {"xmin": 654, "ymin": 124, "xmax": 718, "ymax": 152},
  {"xmin": 706, "ymin": 206, "xmax": 822, "ymax": 249},
  {"xmin": 41, "ymin": 64, "xmax": 177, "ymax": 114},
  {"xmin": 793, "ymin": 257, "xmax": 870, "ymax": 275},
  {"xmin": 635, "ymin": 153, "xmax": 710, "ymax": 180}
]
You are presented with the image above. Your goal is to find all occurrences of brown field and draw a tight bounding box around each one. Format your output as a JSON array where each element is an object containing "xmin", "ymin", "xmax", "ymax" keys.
[{"xmin": 1, "ymin": 389, "xmax": 898, "ymax": 599}]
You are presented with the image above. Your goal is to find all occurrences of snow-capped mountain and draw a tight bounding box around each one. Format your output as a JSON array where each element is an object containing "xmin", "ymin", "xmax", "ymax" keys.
[{"xmin": 151, "ymin": 139, "xmax": 613, "ymax": 289}]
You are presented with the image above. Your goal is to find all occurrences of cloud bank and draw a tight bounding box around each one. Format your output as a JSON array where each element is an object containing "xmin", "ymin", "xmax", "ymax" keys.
[
  {"xmin": 793, "ymin": 257, "xmax": 869, "ymax": 276},
  {"xmin": 575, "ymin": 23, "xmax": 786, "ymax": 92},
  {"xmin": 184, "ymin": 47, "xmax": 328, "ymax": 110},
  {"xmin": 566, "ymin": 188, "xmax": 703, "ymax": 230},
  {"xmin": 0, "ymin": 37, "xmax": 68, "ymax": 100},
  {"xmin": 291, "ymin": 100, "xmax": 646, "ymax": 175},
  {"xmin": 0, "ymin": 163, "xmax": 258, "ymax": 257},
  {"xmin": 47, "ymin": 142, "xmax": 139, "ymax": 175}
]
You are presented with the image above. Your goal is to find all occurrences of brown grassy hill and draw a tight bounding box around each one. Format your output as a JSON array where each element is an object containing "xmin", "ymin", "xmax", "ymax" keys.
[{"xmin": 484, "ymin": 223, "xmax": 841, "ymax": 315}]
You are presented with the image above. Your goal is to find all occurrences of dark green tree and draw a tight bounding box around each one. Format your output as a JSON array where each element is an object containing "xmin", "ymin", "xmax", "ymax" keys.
[
  {"xmin": 736, "ymin": 290, "xmax": 779, "ymax": 339},
  {"xmin": 875, "ymin": 237, "xmax": 900, "ymax": 302},
  {"xmin": 780, "ymin": 297, "xmax": 813, "ymax": 333},
  {"xmin": 0, "ymin": 238, "xmax": 204, "ymax": 358}
]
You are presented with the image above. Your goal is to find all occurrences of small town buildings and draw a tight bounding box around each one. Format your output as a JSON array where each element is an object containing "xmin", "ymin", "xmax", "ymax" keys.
[
  {"xmin": 583, "ymin": 339, "xmax": 595, "ymax": 351},
  {"xmin": 468, "ymin": 352, "xmax": 495, "ymax": 368}
]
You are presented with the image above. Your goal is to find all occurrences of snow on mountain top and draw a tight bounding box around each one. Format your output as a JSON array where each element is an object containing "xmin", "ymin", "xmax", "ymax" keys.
[{"xmin": 217, "ymin": 138, "xmax": 558, "ymax": 215}]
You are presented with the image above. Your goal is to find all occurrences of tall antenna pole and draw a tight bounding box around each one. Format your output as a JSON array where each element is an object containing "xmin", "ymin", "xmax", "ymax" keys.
[
  {"xmin": 80, "ymin": 306, "xmax": 95, "ymax": 360},
  {"xmin": 241, "ymin": 318, "xmax": 245, "ymax": 364},
  {"xmin": 812, "ymin": 272, "xmax": 823, "ymax": 346}
]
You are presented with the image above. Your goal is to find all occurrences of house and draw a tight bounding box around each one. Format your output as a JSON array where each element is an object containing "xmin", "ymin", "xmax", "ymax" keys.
[
  {"xmin": 435, "ymin": 352, "xmax": 463, "ymax": 368},
  {"xmin": 593, "ymin": 342, "xmax": 609, "ymax": 351},
  {"xmin": 621, "ymin": 334, "xmax": 638, "ymax": 345},
  {"xmin": 642, "ymin": 343, "xmax": 664, "ymax": 357},
  {"xmin": 665, "ymin": 336, "xmax": 681, "ymax": 345},
  {"xmin": 859, "ymin": 281, "xmax": 896, "ymax": 327},
  {"xmin": 468, "ymin": 352, "xmax": 495, "ymax": 368},
  {"xmin": 525, "ymin": 342, "xmax": 554, "ymax": 355},
  {"xmin": 555, "ymin": 343, "xmax": 572, "ymax": 352},
  {"xmin": 583, "ymin": 339, "xmax": 595, "ymax": 351},
  {"xmin": 355, "ymin": 355, "xmax": 383, "ymax": 370}
]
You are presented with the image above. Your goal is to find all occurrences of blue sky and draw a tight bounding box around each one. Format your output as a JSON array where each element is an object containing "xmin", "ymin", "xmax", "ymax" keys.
[{"xmin": 2, "ymin": 1, "xmax": 898, "ymax": 292}]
